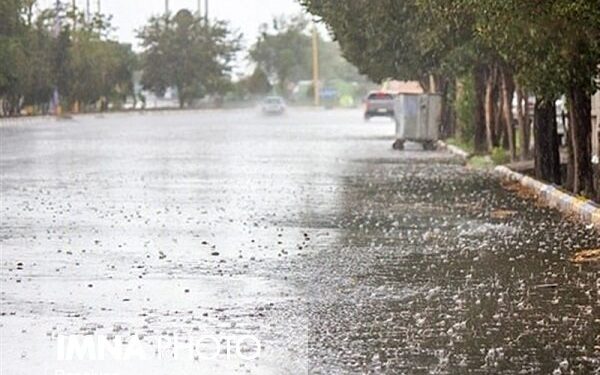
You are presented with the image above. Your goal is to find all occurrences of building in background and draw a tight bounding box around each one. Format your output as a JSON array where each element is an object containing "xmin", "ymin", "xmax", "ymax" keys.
[{"xmin": 381, "ymin": 81, "xmax": 424, "ymax": 95}]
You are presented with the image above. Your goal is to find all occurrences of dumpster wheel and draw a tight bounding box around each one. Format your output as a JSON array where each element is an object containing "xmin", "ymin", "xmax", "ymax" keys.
[
  {"xmin": 422, "ymin": 141, "xmax": 437, "ymax": 151},
  {"xmin": 392, "ymin": 139, "xmax": 405, "ymax": 150}
]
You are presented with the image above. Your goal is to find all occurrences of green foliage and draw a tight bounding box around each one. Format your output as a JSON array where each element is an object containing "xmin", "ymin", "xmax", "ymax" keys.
[
  {"xmin": 468, "ymin": 155, "xmax": 495, "ymax": 169},
  {"xmin": 490, "ymin": 147, "xmax": 509, "ymax": 165},
  {"xmin": 0, "ymin": 1, "xmax": 137, "ymax": 115},
  {"xmin": 302, "ymin": 0, "xmax": 600, "ymax": 98},
  {"xmin": 137, "ymin": 9, "xmax": 241, "ymax": 108},
  {"xmin": 237, "ymin": 67, "xmax": 272, "ymax": 97},
  {"xmin": 300, "ymin": 0, "xmax": 461, "ymax": 85},
  {"xmin": 446, "ymin": 138, "xmax": 474, "ymax": 155},
  {"xmin": 249, "ymin": 15, "xmax": 312, "ymax": 95},
  {"xmin": 472, "ymin": 0, "xmax": 600, "ymax": 99}
]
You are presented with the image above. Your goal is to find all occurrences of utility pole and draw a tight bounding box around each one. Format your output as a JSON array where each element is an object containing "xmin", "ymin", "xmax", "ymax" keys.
[
  {"xmin": 96, "ymin": 0, "xmax": 100, "ymax": 14},
  {"xmin": 165, "ymin": 0, "xmax": 169, "ymax": 14},
  {"xmin": 53, "ymin": 0, "xmax": 62, "ymax": 116},
  {"xmin": 54, "ymin": 0, "xmax": 61, "ymax": 37},
  {"xmin": 312, "ymin": 25, "xmax": 320, "ymax": 107},
  {"xmin": 197, "ymin": 0, "xmax": 201, "ymax": 16},
  {"xmin": 71, "ymin": 0, "xmax": 77, "ymax": 31},
  {"xmin": 86, "ymin": 0, "xmax": 90, "ymax": 21},
  {"xmin": 204, "ymin": 0, "xmax": 208, "ymax": 21}
]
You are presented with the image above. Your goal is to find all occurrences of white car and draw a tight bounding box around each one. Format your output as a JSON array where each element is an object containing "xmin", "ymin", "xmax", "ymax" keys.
[{"xmin": 261, "ymin": 96, "xmax": 286, "ymax": 115}]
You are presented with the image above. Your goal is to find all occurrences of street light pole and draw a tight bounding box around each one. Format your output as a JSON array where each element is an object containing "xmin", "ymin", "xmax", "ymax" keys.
[{"xmin": 312, "ymin": 25, "xmax": 320, "ymax": 107}]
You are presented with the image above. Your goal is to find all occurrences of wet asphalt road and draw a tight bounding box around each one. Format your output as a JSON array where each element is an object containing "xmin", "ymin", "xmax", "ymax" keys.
[{"xmin": 1, "ymin": 109, "xmax": 599, "ymax": 375}]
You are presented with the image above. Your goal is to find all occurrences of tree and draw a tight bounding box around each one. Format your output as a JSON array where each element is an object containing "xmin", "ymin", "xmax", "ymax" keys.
[
  {"xmin": 20, "ymin": 13, "xmax": 55, "ymax": 111},
  {"xmin": 534, "ymin": 99, "xmax": 561, "ymax": 185},
  {"xmin": 137, "ymin": 9, "xmax": 241, "ymax": 108},
  {"xmin": 249, "ymin": 15, "xmax": 312, "ymax": 96},
  {"xmin": 0, "ymin": 0, "xmax": 27, "ymax": 115},
  {"xmin": 301, "ymin": 0, "xmax": 600, "ymax": 199},
  {"xmin": 244, "ymin": 67, "xmax": 272, "ymax": 96}
]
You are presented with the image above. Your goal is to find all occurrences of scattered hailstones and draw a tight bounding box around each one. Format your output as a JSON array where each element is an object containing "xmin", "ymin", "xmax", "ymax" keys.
[
  {"xmin": 483, "ymin": 347, "xmax": 504, "ymax": 368},
  {"xmin": 552, "ymin": 359, "xmax": 569, "ymax": 374},
  {"xmin": 458, "ymin": 221, "xmax": 519, "ymax": 238}
]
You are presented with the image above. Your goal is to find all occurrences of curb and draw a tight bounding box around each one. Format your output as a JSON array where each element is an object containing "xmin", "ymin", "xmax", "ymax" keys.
[
  {"xmin": 436, "ymin": 140, "xmax": 471, "ymax": 159},
  {"xmin": 0, "ymin": 116, "xmax": 55, "ymax": 127},
  {"xmin": 0, "ymin": 109, "xmax": 221, "ymax": 125},
  {"xmin": 0, "ymin": 105, "xmax": 327, "ymax": 126},
  {"xmin": 494, "ymin": 165, "xmax": 600, "ymax": 229}
]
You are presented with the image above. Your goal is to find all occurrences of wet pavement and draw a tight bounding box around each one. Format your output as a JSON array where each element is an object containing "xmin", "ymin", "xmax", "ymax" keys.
[{"xmin": 1, "ymin": 109, "xmax": 599, "ymax": 374}]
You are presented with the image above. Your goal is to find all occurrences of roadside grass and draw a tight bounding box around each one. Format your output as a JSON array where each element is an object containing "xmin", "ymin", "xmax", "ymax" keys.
[
  {"xmin": 445, "ymin": 137, "xmax": 474, "ymax": 154},
  {"xmin": 490, "ymin": 147, "xmax": 510, "ymax": 165},
  {"xmin": 469, "ymin": 155, "xmax": 495, "ymax": 169},
  {"xmin": 445, "ymin": 138, "xmax": 511, "ymax": 170}
]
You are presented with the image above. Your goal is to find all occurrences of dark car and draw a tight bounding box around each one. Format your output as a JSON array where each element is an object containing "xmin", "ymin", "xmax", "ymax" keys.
[{"xmin": 364, "ymin": 92, "xmax": 395, "ymax": 120}]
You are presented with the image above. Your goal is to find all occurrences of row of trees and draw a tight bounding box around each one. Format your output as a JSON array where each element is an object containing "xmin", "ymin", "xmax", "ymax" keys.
[
  {"xmin": 0, "ymin": 2, "xmax": 243, "ymax": 113},
  {"xmin": 2, "ymin": 2, "xmax": 365, "ymax": 112},
  {"xmin": 301, "ymin": 0, "xmax": 600, "ymax": 200},
  {"xmin": 0, "ymin": 0, "xmax": 136, "ymax": 116}
]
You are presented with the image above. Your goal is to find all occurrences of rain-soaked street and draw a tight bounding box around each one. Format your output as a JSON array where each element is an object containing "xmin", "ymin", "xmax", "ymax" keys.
[{"xmin": 1, "ymin": 109, "xmax": 599, "ymax": 374}]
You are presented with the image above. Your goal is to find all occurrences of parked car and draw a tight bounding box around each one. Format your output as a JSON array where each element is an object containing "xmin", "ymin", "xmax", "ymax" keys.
[
  {"xmin": 364, "ymin": 92, "xmax": 395, "ymax": 120},
  {"xmin": 261, "ymin": 96, "xmax": 286, "ymax": 115}
]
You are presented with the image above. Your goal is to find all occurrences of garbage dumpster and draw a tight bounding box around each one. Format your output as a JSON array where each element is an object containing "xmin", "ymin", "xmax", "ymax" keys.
[{"xmin": 392, "ymin": 94, "xmax": 442, "ymax": 150}]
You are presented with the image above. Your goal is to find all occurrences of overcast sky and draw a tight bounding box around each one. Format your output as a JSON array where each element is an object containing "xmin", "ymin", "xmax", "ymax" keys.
[{"xmin": 37, "ymin": 0, "xmax": 306, "ymax": 49}]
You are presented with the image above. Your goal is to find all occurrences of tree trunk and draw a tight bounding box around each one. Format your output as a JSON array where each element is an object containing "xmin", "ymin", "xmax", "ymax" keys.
[
  {"xmin": 177, "ymin": 83, "xmax": 185, "ymax": 109},
  {"xmin": 516, "ymin": 86, "xmax": 530, "ymax": 160},
  {"xmin": 473, "ymin": 65, "xmax": 488, "ymax": 154},
  {"xmin": 429, "ymin": 74, "xmax": 437, "ymax": 93},
  {"xmin": 455, "ymin": 79, "xmax": 464, "ymax": 141},
  {"xmin": 439, "ymin": 78, "xmax": 456, "ymax": 139},
  {"xmin": 500, "ymin": 70, "xmax": 516, "ymax": 161},
  {"xmin": 419, "ymin": 75, "xmax": 431, "ymax": 93},
  {"xmin": 534, "ymin": 98, "xmax": 561, "ymax": 185},
  {"xmin": 10, "ymin": 95, "xmax": 20, "ymax": 116},
  {"xmin": 567, "ymin": 86, "xmax": 594, "ymax": 197},
  {"xmin": 484, "ymin": 66, "xmax": 496, "ymax": 152},
  {"xmin": 496, "ymin": 86, "xmax": 505, "ymax": 148},
  {"xmin": 524, "ymin": 91, "xmax": 531, "ymax": 154},
  {"xmin": 565, "ymin": 112, "xmax": 575, "ymax": 191}
]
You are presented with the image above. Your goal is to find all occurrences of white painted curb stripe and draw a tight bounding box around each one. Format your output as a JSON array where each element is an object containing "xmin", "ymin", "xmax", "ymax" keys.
[
  {"xmin": 436, "ymin": 141, "xmax": 470, "ymax": 159},
  {"xmin": 494, "ymin": 166, "xmax": 600, "ymax": 229}
]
